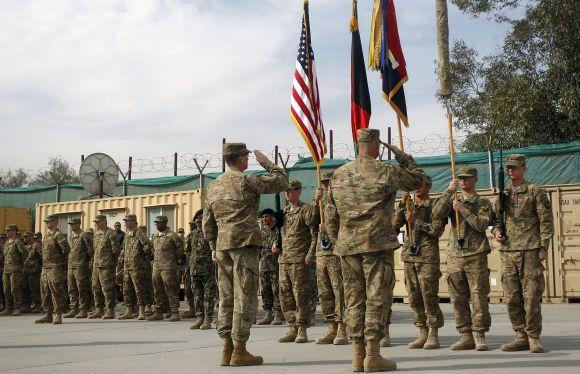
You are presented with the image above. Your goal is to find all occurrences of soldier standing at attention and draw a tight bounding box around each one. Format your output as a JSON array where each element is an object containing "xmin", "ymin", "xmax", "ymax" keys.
[
  {"xmin": 64, "ymin": 218, "xmax": 93, "ymax": 319},
  {"xmin": 433, "ymin": 165, "xmax": 492, "ymax": 351},
  {"xmin": 147, "ymin": 215, "xmax": 184, "ymax": 322},
  {"xmin": 493, "ymin": 154, "xmax": 553, "ymax": 353},
  {"xmin": 0, "ymin": 234, "xmax": 6, "ymax": 312},
  {"xmin": 137, "ymin": 225, "xmax": 155, "ymax": 316},
  {"xmin": 322, "ymin": 128, "xmax": 425, "ymax": 372},
  {"xmin": 257, "ymin": 209, "xmax": 282, "ymax": 325},
  {"xmin": 89, "ymin": 215, "xmax": 119, "ymax": 320},
  {"xmin": 35, "ymin": 215, "xmax": 70, "ymax": 325},
  {"xmin": 393, "ymin": 176, "xmax": 447, "ymax": 349},
  {"xmin": 178, "ymin": 226, "xmax": 195, "ymax": 319},
  {"xmin": 1, "ymin": 224, "xmax": 26, "ymax": 316},
  {"xmin": 203, "ymin": 144, "xmax": 288, "ymax": 366},
  {"xmin": 22, "ymin": 232, "xmax": 42, "ymax": 313}
]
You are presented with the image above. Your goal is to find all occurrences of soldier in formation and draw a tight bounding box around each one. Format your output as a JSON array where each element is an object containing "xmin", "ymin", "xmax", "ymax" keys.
[
  {"xmin": 178, "ymin": 226, "xmax": 196, "ymax": 319},
  {"xmin": 257, "ymin": 208, "xmax": 282, "ymax": 325},
  {"xmin": 22, "ymin": 232, "xmax": 42, "ymax": 313},
  {"xmin": 64, "ymin": 218, "xmax": 93, "ymax": 319},
  {"xmin": 1, "ymin": 224, "xmax": 26, "ymax": 316}
]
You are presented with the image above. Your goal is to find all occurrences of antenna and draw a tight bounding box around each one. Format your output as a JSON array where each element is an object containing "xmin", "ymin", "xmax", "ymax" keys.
[{"xmin": 79, "ymin": 153, "xmax": 120, "ymax": 198}]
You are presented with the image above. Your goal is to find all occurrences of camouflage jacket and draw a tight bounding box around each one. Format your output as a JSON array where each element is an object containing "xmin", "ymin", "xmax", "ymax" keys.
[
  {"xmin": 68, "ymin": 230, "xmax": 94, "ymax": 269},
  {"xmin": 279, "ymin": 200, "xmax": 319, "ymax": 264},
  {"xmin": 93, "ymin": 227, "xmax": 120, "ymax": 269},
  {"xmin": 326, "ymin": 153, "xmax": 426, "ymax": 256},
  {"xmin": 42, "ymin": 229, "xmax": 70, "ymax": 268},
  {"xmin": 152, "ymin": 229, "xmax": 184, "ymax": 270},
  {"xmin": 186, "ymin": 228, "xmax": 213, "ymax": 276},
  {"xmin": 316, "ymin": 195, "xmax": 337, "ymax": 257},
  {"xmin": 259, "ymin": 224, "xmax": 279, "ymax": 272},
  {"xmin": 393, "ymin": 198, "xmax": 447, "ymax": 264},
  {"xmin": 203, "ymin": 162, "xmax": 288, "ymax": 251},
  {"xmin": 119, "ymin": 229, "xmax": 151, "ymax": 271},
  {"xmin": 493, "ymin": 181, "xmax": 554, "ymax": 251},
  {"xmin": 433, "ymin": 190, "xmax": 492, "ymax": 258},
  {"xmin": 2, "ymin": 238, "xmax": 26, "ymax": 273},
  {"xmin": 23, "ymin": 242, "xmax": 42, "ymax": 274}
]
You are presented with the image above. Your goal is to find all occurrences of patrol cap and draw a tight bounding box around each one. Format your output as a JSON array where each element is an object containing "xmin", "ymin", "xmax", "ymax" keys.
[
  {"xmin": 177, "ymin": 228, "xmax": 184, "ymax": 233},
  {"xmin": 287, "ymin": 180, "xmax": 302, "ymax": 191},
  {"xmin": 23, "ymin": 231, "xmax": 34, "ymax": 237},
  {"xmin": 43, "ymin": 215, "xmax": 57, "ymax": 223},
  {"xmin": 5, "ymin": 224, "xmax": 18, "ymax": 231},
  {"xmin": 506, "ymin": 154, "xmax": 526, "ymax": 167},
  {"xmin": 123, "ymin": 214, "xmax": 137, "ymax": 222},
  {"xmin": 321, "ymin": 171, "xmax": 333, "ymax": 182},
  {"xmin": 223, "ymin": 143, "xmax": 251, "ymax": 157},
  {"xmin": 34, "ymin": 232, "xmax": 42, "ymax": 238},
  {"xmin": 93, "ymin": 214, "xmax": 107, "ymax": 222},
  {"xmin": 457, "ymin": 165, "xmax": 478, "ymax": 178},
  {"xmin": 68, "ymin": 218, "xmax": 81, "ymax": 225},
  {"xmin": 154, "ymin": 215, "xmax": 168, "ymax": 223},
  {"xmin": 424, "ymin": 174, "xmax": 433, "ymax": 185},
  {"xmin": 192, "ymin": 209, "xmax": 204, "ymax": 222},
  {"xmin": 357, "ymin": 128, "xmax": 380, "ymax": 142},
  {"xmin": 260, "ymin": 208, "xmax": 274, "ymax": 217}
]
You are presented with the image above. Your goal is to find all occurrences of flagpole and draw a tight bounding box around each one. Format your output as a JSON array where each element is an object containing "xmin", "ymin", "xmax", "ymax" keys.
[
  {"xmin": 396, "ymin": 115, "xmax": 414, "ymax": 245},
  {"xmin": 446, "ymin": 101, "xmax": 462, "ymax": 243}
]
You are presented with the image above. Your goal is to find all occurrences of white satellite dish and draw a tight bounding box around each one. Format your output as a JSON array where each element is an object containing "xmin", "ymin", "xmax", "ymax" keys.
[{"xmin": 79, "ymin": 153, "xmax": 120, "ymax": 197}]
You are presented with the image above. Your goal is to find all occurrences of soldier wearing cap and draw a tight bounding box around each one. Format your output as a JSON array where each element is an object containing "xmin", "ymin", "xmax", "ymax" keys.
[
  {"xmin": 137, "ymin": 225, "xmax": 155, "ymax": 316},
  {"xmin": 393, "ymin": 174, "xmax": 447, "ymax": 350},
  {"xmin": 88, "ymin": 214, "xmax": 119, "ymax": 320},
  {"xmin": 22, "ymin": 231, "xmax": 42, "ymax": 313},
  {"xmin": 203, "ymin": 143, "xmax": 288, "ymax": 366},
  {"xmin": 0, "ymin": 233, "xmax": 6, "ymax": 312},
  {"xmin": 175, "ymin": 226, "xmax": 194, "ymax": 319},
  {"xmin": 1, "ymin": 224, "xmax": 27, "ymax": 316},
  {"xmin": 492, "ymin": 154, "xmax": 553, "ymax": 353},
  {"xmin": 35, "ymin": 215, "xmax": 70, "ymax": 325},
  {"xmin": 256, "ymin": 208, "xmax": 282, "ymax": 326},
  {"xmin": 148, "ymin": 215, "xmax": 184, "ymax": 322},
  {"xmin": 433, "ymin": 165, "xmax": 492, "ymax": 351},
  {"xmin": 322, "ymin": 128, "xmax": 425, "ymax": 372}
]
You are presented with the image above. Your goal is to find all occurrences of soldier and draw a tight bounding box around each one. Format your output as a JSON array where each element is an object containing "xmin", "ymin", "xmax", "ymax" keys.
[
  {"xmin": 313, "ymin": 172, "xmax": 348, "ymax": 345},
  {"xmin": 277, "ymin": 180, "xmax": 321, "ymax": 344},
  {"xmin": 178, "ymin": 226, "xmax": 195, "ymax": 319},
  {"xmin": 35, "ymin": 215, "xmax": 70, "ymax": 325},
  {"xmin": 393, "ymin": 176, "xmax": 447, "ymax": 349},
  {"xmin": 188, "ymin": 209, "xmax": 217, "ymax": 330},
  {"xmin": 1, "ymin": 224, "xmax": 26, "ymax": 316},
  {"xmin": 323, "ymin": 128, "xmax": 424, "ymax": 372},
  {"xmin": 84, "ymin": 228, "xmax": 95, "ymax": 311},
  {"xmin": 433, "ymin": 165, "xmax": 492, "ymax": 351},
  {"xmin": 64, "ymin": 218, "xmax": 94, "ymax": 319},
  {"xmin": 0, "ymin": 233, "xmax": 5, "ymax": 312},
  {"xmin": 203, "ymin": 144, "xmax": 288, "ymax": 366},
  {"xmin": 493, "ymin": 154, "xmax": 554, "ymax": 353},
  {"xmin": 137, "ymin": 225, "xmax": 155, "ymax": 316},
  {"xmin": 309, "ymin": 227, "xmax": 319, "ymax": 326},
  {"xmin": 147, "ymin": 215, "xmax": 184, "ymax": 322},
  {"xmin": 89, "ymin": 215, "xmax": 119, "ymax": 320},
  {"xmin": 114, "ymin": 222, "xmax": 125, "ymax": 246},
  {"xmin": 22, "ymin": 231, "xmax": 42, "ymax": 313},
  {"xmin": 257, "ymin": 209, "xmax": 282, "ymax": 325}
]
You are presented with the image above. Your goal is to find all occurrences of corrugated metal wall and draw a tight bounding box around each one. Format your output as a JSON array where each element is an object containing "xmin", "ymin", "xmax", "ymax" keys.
[{"xmin": 0, "ymin": 206, "xmax": 32, "ymax": 232}]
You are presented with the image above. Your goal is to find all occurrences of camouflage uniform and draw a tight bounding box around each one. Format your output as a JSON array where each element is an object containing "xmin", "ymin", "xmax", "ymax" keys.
[
  {"xmin": 23, "ymin": 241, "xmax": 42, "ymax": 310},
  {"xmin": 309, "ymin": 227, "xmax": 318, "ymax": 320},
  {"xmin": 0, "ymin": 236, "xmax": 5, "ymax": 310},
  {"xmin": 67, "ymin": 227, "xmax": 94, "ymax": 312},
  {"xmin": 92, "ymin": 224, "xmax": 120, "ymax": 310},
  {"xmin": 119, "ymin": 227, "xmax": 153, "ymax": 308},
  {"xmin": 187, "ymin": 227, "xmax": 217, "ymax": 318},
  {"xmin": 151, "ymin": 224, "xmax": 184, "ymax": 314},
  {"xmin": 259, "ymin": 224, "xmax": 280, "ymax": 314},
  {"xmin": 2, "ymin": 234, "xmax": 26, "ymax": 312},
  {"xmin": 41, "ymin": 228, "xmax": 70, "ymax": 314}
]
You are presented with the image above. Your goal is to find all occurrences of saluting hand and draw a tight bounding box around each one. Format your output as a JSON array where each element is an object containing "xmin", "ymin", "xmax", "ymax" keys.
[{"xmin": 254, "ymin": 150, "xmax": 272, "ymax": 168}]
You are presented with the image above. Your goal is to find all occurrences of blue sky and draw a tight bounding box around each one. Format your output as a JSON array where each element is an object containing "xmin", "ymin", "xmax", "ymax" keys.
[{"xmin": 0, "ymin": 0, "xmax": 510, "ymax": 176}]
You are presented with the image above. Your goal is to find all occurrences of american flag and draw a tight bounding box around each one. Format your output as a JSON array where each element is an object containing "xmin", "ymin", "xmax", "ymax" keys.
[{"xmin": 290, "ymin": 1, "xmax": 326, "ymax": 165}]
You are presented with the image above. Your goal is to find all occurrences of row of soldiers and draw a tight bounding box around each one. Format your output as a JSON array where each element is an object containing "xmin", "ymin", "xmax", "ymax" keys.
[{"xmin": 203, "ymin": 129, "xmax": 552, "ymax": 371}]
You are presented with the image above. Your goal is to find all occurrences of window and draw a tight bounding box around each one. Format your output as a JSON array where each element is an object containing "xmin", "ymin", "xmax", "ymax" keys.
[
  {"xmin": 99, "ymin": 209, "xmax": 126, "ymax": 229},
  {"xmin": 146, "ymin": 206, "xmax": 175, "ymax": 237},
  {"xmin": 56, "ymin": 213, "xmax": 82, "ymax": 237}
]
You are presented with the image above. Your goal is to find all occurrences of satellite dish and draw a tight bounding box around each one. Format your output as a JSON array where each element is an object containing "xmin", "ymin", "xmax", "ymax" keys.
[{"xmin": 79, "ymin": 153, "xmax": 120, "ymax": 197}]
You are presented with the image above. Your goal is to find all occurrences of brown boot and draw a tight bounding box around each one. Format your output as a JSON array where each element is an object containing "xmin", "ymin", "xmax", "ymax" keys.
[
  {"xmin": 168, "ymin": 312, "xmax": 180, "ymax": 322},
  {"xmin": 257, "ymin": 310, "xmax": 273, "ymax": 325},
  {"xmin": 363, "ymin": 340, "xmax": 397, "ymax": 372},
  {"xmin": 12, "ymin": 308, "xmax": 23, "ymax": 316},
  {"xmin": 352, "ymin": 339, "xmax": 366, "ymax": 372},
  {"xmin": 88, "ymin": 307, "xmax": 104, "ymax": 319},
  {"xmin": 200, "ymin": 315, "xmax": 212, "ymax": 329},
  {"xmin": 102, "ymin": 307, "xmax": 115, "ymax": 320},
  {"xmin": 271, "ymin": 310, "xmax": 283, "ymax": 325},
  {"xmin": 451, "ymin": 332, "xmax": 475, "ymax": 350},
  {"xmin": 278, "ymin": 326, "xmax": 298, "ymax": 343},
  {"xmin": 117, "ymin": 307, "xmax": 134, "ymax": 320},
  {"xmin": 230, "ymin": 340, "xmax": 263, "ymax": 366},
  {"xmin": 63, "ymin": 308, "xmax": 78, "ymax": 318},
  {"xmin": 501, "ymin": 331, "xmax": 530, "ymax": 352},
  {"xmin": 75, "ymin": 309, "xmax": 88, "ymax": 319},
  {"xmin": 333, "ymin": 322, "xmax": 348, "ymax": 345},
  {"xmin": 137, "ymin": 306, "xmax": 146, "ymax": 320},
  {"xmin": 380, "ymin": 324, "xmax": 391, "ymax": 347},
  {"xmin": 294, "ymin": 326, "xmax": 308, "ymax": 343},
  {"xmin": 35, "ymin": 313, "xmax": 53, "ymax": 324},
  {"xmin": 424, "ymin": 328, "xmax": 440, "ymax": 350},
  {"xmin": 145, "ymin": 305, "xmax": 153, "ymax": 316},
  {"xmin": 180, "ymin": 309, "xmax": 195, "ymax": 319},
  {"xmin": 52, "ymin": 313, "xmax": 63, "ymax": 325},
  {"xmin": 221, "ymin": 337, "xmax": 234, "ymax": 366},
  {"xmin": 147, "ymin": 311, "xmax": 164, "ymax": 321},
  {"xmin": 408, "ymin": 327, "xmax": 429, "ymax": 349},
  {"xmin": 0, "ymin": 308, "xmax": 13, "ymax": 316},
  {"xmin": 190, "ymin": 317, "xmax": 204, "ymax": 330},
  {"xmin": 163, "ymin": 313, "xmax": 171, "ymax": 319},
  {"xmin": 474, "ymin": 331, "xmax": 488, "ymax": 351},
  {"xmin": 315, "ymin": 322, "xmax": 338, "ymax": 344},
  {"xmin": 529, "ymin": 337, "xmax": 544, "ymax": 353}
]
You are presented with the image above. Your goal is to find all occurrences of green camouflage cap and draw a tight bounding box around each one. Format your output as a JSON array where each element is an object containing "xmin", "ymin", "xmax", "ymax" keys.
[
  {"xmin": 357, "ymin": 128, "xmax": 380, "ymax": 142},
  {"xmin": 154, "ymin": 215, "xmax": 168, "ymax": 223},
  {"xmin": 321, "ymin": 171, "xmax": 333, "ymax": 182},
  {"xmin": 93, "ymin": 214, "xmax": 107, "ymax": 222},
  {"xmin": 287, "ymin": 180, "xmax": 302, "ymax": 190},
  {"xmin": 223, "ymin": 143, "xmax": 251, "ymax": 157},
  {"xmin": 457, "ymin": 165, "xmax": 478, "ymax": 178},
  {"xmin": 506, "ymin": 154, "xmax": 526, "ymax": 167},
  {"xmin": 43, "ymin": 215, "xmax": 57, "ymax": 222},
  {"xmin": 123, "ymin": 214, "xmax": 138, "ymax": 222},
  {"xmin": 23, "ymin": 231, "xmax": 34, "ymax": 237},
  {"xmin": 68, "ymin": 218, "xmax": 81, "ymax": 225},
  {"xmin": 5, "ymin": 224, "xmax": 18, "ymax": 231}
]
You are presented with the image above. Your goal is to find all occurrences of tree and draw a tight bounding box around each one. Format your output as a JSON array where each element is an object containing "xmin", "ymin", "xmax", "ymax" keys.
[
  {"xmin": 0, "ymin": 168, "xmax": 30, "ymax": 188},
  {"xmin": 442, "ymin": 0, "xmax": 579, "ymax": 152},
  {"xmin": 30, "ymin": 157, "xmax": 80, "ymax": 186}
]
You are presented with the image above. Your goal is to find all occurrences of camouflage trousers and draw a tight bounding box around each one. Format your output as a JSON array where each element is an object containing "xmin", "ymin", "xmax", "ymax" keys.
[
  {"xmin": 191, "ymin": 269, "xmax": 217, "ymax": 318},
  {"xmin": 92, "ymin": 266, "xmax": 117, "ymax": 309},
  {"xmin": 68, "ymin": 266, "xmax": 91, "ymax": 310},
  {"xmin": 404, "ymin": 262, "xmax": 444, "ymax": 328},
  {"xmin": 22, "ymin": 271, "xmax": 41, "ymax": 308},
  {"xmin": 152, "ymin": 266, "xmax": 180, "ymax": 313},
  {"xmin": 501, "ymin": 250, "xmax": 545, "ymax": 338},
  {"xmin": 279, "ymin": 262, "xmax": 312, "ymax": 328},
  {"xmin": 123, "ymin": 269, "xmax": 151, "ymax": 307},
  {"xmin": 259, "ymin": 263, "xmax": 280, "ymax": 312},
  {"xmin": 216, "ymin": 246, "xmax": 259, "ymax": 343},
  {"xmin": 178, "ymin": 266, "xmax": 194, "ymax": 310},
  {"xmin": 316, "ymin": 255, "xmax": 344, "ymax": 323},
  {"xmin": 385, "ymin": 252, "xmax": 395, "ymax": 326},
  {"xmin": 41, "ymin": 265, "xmax": 68, "ymax": 313},
  {"xmin": 310, "ymin": 263, "xmax": 318, "ymax": 313},
  {"xmin": 341, "ymin": 251, "xmax": 394, "ymax": 342},
  {"xmin": 145, "ymin": 262, "xmax": 154, "ymax": 307},
  {"xmin": 447, "ymin": 253, "xmax": 491, "ymax": 333},
  {"xmin": 3, "ymin": 271, "xmax": 23, "ymax": 310}
]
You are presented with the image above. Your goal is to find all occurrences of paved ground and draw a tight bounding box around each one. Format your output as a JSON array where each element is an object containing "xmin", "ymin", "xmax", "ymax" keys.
[{"xmin": 0, "ymin": 303, "xmax": 578, "ymax": 374}]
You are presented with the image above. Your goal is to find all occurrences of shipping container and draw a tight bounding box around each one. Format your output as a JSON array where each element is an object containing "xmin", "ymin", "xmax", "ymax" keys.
[{"xmin": 0, "ymin": 206, "xmax": 32, "ymax": 233}]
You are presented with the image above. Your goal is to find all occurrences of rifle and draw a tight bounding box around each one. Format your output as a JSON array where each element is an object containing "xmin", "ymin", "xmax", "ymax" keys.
[{"xmin": 497, "ymin": 149, "xmax": 507, "ymax": 238}]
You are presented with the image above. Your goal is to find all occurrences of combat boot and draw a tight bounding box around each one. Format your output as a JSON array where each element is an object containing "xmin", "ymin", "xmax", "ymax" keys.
[
  {"xmin": 271, "ymin": 310, "xmax": 283, "ymax": 325},
  {"xmin": 35, "ymin": 313, "xmax": 53, "ymax": 323},
  {"xmin": 137, "ymin": 306, "xmax": 146, "ymax": 320},
  {"xmin": 352, "ymin": 339, "xmax": 366, "ymax": 372},
  {"xmin": 500, "ymin": 331, "xmax": 529, "ymax": 352},
  {"xmin": 424, "ymin": 327, "xmax": 440, "ymax": 350},
  {"xmin": 474, "ymin": 331, "xmax": 488, "ymax": 351},
  {"xmin": 408, "ymin": 327, "xmax": 428, "ymax": 349},
  {"xmin": 163, "ymin": 312, "xmax": 171, "ymax": 319},
  {"xmin": 145, "ymin": 305, "xmax": 153, "ymax": 316},
  {"xmin": 315, "ymin": 322, "xmax": 338, "ymax": 344},
  {"xmin": 230, "ymin": 340, "xmax": 263, "ymax": 366},
  {"xmin": 363, "ymin": 340, "xmax": 397, "ymax": 372},
  {"xmin": 102, "ymin": 307, "xmax": 115, "ymax": 320},
  {"xmin": 190, "ymin": 317, "xmax": 204, "ymax": 329},
  {"xmin": 450, "ymin": 332, "xmax": 475, "ymax": 350},
  {"xmin": 278, "ymin": 326, "xmax": 298, "ymax": 343},
  {"xmin": 117, "ymin": 306, "xmax": 134, "ymax": 320},
  {"xmin": 12, "ymin": 308, "xmax": 22, "ymax": 316},
  {"xmin": 529, "ymin": 337, "xmax": 544, "ymax": 353},
  {"xmin": 221, "ymin": 337, "xmax": 234, "ymax": 366},
  {"xmin": 147, "ymin": 311, "xmax": 164, "ymax": 321},
  {"xmin": 180, "ymin": 309, "xmax": 195, "ymax": 319},
  {"xmin": 168, "ymin": 312, "xmax": 180, "ymax": 322},
  {"xmin": 294, "ymin": 326, "xmax": 308, "ymax": 343},
  {"xmin": 200, "ymin": 315, "xmax": 212, "ymax": 329},
  {"xmin": 333, "ymin": 322, "xmax": 348, "ymax": 345},
  {"xmin": 88, "ymin": 307, "xmax": 104, "ymax": 319},
  {"xmin": 257, "ymin": 310, "xmax": 273, "ymax": 325},
  {"xmin": 52, "ymin": 313, "xmax": 63, "ymax": 325},
  {"xmin": 0, "ymin": 308, "xmax": 13, "ymax": 316},
  {"xmin": 380, "ymin": 325, "xmax": 391, "ymax": 347},
  {"xmin": 75, "ymin": 309, "xmax": 88, "ymax": 319},
  {"xmin": 63, "ymin": 308, "xmax": 78, "ymax": 318}
]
